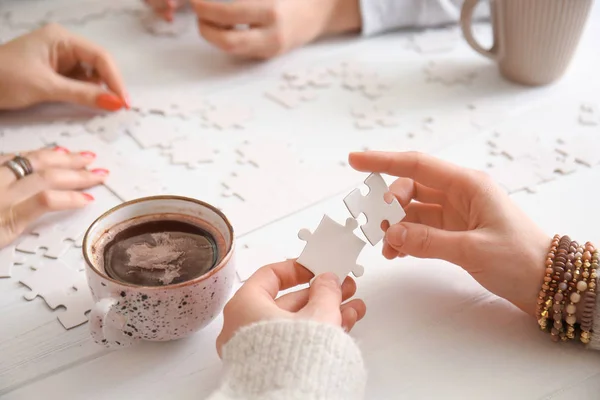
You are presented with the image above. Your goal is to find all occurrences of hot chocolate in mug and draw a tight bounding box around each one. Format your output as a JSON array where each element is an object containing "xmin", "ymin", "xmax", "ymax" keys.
[{"xmin": 82, "ymin": 195, "xmax": 235, "ymax": 349}]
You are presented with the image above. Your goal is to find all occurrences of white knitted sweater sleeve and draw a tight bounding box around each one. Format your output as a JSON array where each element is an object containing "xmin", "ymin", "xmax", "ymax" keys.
[
  {"xmin": 206, "ymin": 319, "xmax": 367, "ymax": 400},
  {"xmin": 359, "ymin": 0, "xmax": 490, "ymax": 36}
]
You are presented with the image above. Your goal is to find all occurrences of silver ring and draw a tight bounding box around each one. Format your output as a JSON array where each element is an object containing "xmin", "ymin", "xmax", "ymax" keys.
[{"xmin": 4, "ymin": 159, "xmax": 26, "ymax": 180}]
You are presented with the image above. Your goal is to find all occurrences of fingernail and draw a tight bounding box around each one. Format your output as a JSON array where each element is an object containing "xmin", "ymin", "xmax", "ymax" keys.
[
  {"xmin": 387, "ymin": 224, "xmax": 407, "ymax": 246},
  {"xmin": 95, "ymin": 93, "xmax": 125, "ymax": 112},
  {"xmin": 91, "ymin": 168, "xmax": 109, "ymax": 176},
  {"xmin": 82, "ymin": 193, "xmax": 95, "ymax": 202},
  {"xmin": 123, "ymin": 93, "xmax": 131, "ymax": 110},
  {"xmin": 320, "ymin": 272, "xmax": 341, "ymax": 285},
  {"xmin": 80, "ymin": 151, "xmax": 96, "ymax": 159},
  {"xmin": 54, "ymin": 146, "xmax": 70, "ymax": 154}
]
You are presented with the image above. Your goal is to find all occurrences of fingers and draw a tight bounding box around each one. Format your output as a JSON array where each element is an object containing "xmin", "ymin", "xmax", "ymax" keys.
[
  {"xmin": 198, "ymin": 23, "xmax": 274, "ymax": 58},
  {"xmin": 389, "ymin": 178, "xmax": 445, "ymax": 207},
  {"xmin": 275, "ymin": 276, "xmax": 356, "ymax": 312},
  {"xmin": 403, "ymin": 202, "xmax": 444, "ymax": 229},
  {"xmin": 244, "ymin": 259, "xmax": 314, "ymax": 299},
  {"xmin": 348, "ymin": 151, "xmax": 471, "ymax": 192},
  {"xmin": 6, "ymin": 168, "xmax": 108, "ymax": 205},
  {"xmin": 192, "ymin": 0, "xmax": 276, "ymax": 26},
  {"xmin": 0, "ymin": 148, "xmax": 96, "ymax": 186},
  {"xmin": 49, "ymin": 74, "xmax": 126, "ymax": 112},
  {"xmin": 65, "ymin": 33, "xmax": 128, "ymax": 104},
  {"xmin": 299, "ymin": 273, "xmax": 343, "ymax": 321},
  {"xmin": 0, "ymin": 190, "xmax": 93, "ymax": 248},
  {"xmin": 385, "ymin": 222, "xmax": 468, "ymax": 265},
  {"xmin": 340, "ymin": 299, "xmax": 367, "ymax": 332}
]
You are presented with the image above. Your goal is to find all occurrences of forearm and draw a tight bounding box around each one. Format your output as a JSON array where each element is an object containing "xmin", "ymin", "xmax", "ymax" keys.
[{"xmin": 207, "ymin": 319, "xmax": 366, "ymax": 400}]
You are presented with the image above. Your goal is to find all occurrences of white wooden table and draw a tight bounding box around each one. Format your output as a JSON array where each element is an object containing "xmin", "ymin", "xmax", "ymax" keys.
[{"xmin": 2, "ymin": 2, "xmax": 600, "ymax": 399}]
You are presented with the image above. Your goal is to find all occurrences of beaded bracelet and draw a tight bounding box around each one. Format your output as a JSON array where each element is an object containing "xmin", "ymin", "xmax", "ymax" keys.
[
  {"xmin": 537, "ymin": 236, "xmax": 600, "ymax": 345},
  {"xmin": 539, "ymin": 235, "xmax": 569, "ymax": 331},
  {"xmin": 536, "ymin": 234, "xmax": 560, "ymax": 324},
  {"xmin": 551, "ymin": 239, "xmax": 573, "ymax": 342}
]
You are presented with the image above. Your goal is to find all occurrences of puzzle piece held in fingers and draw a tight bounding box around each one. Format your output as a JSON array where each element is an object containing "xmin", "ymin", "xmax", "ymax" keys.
[
  {"xmin": 343, "ymin": 173, "xmax": 406, "ymax": 245},
  {"xmin": 297, "ymin": 215, "xmax": 366, "ymax": 283}
]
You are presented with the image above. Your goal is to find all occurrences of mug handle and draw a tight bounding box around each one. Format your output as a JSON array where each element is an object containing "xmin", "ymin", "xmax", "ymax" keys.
[
  {"xmin": 90, "ymin": 297, "xmax": 138, "ymax": 348},
  {"xmin": 460, "ymin": 0, "xmax": 500, "ymax": 60}
]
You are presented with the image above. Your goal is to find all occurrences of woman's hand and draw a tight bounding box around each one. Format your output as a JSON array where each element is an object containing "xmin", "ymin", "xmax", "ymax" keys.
[
  {"xmin": 0, "ymin": 24, "xmax": 128, "ymax": 111},
  {"xmin": 190, "ymin": 0, "xmax": 361, "ymax": 59},
  {"xmin": 349, "ymin": 151, "xmax": 551, "ymax": 317},
  {"xmin": 143, "ymin": 0, "xmax": 188, "ymax": 22},
  {"xmin": 216, "ymin": 260, "xmax": 367, "ymax": 356},
  {"xmin": 0, "ymin": 147, "xmax": 108, "ymax": 249}
]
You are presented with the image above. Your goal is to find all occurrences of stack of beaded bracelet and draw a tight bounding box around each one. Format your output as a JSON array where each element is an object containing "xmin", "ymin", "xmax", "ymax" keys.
[{"xmin": 538, "ymin": 236, "xmax": 599, "ymax": 344}]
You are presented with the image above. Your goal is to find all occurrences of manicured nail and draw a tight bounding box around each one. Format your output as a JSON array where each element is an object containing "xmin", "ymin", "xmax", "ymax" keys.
[
  {"xmin": 82, "ymin": 193, "xmax": 95, "ymax": 202},
  {"xmin": 95, "ymin": 93, "xmax": 125, "ymax": 112},
  {"xmin": 123, "ymin": 93, "xmax": 131, "ymax": 110},
  {"xmin": 54, "ymin": 146, "xmax": 69, "ymax": 154},
  {"xmin": 387, "ymin": 224, "xmax": 407, "ymax": 246},
  {"xmin": 80, "ymin": 151, "xmax": 96, "ymax": 159},
  {"xmin": 91, "ymin": 168, "xmax": 109, "ymax": 176}
]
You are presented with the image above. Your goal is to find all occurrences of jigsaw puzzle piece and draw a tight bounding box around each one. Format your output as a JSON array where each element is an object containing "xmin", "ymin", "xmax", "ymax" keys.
[
  {"xmin": 0, "ymin": 245, "xmax": 26, "ymax": 278},
  {"xmin": 19, "ymin": 260, "xmax": 81, "ymax": 301},
  {"xmin": 17, "ymin": 226, "xmax": 76, "ymax": 258},
  {"xmin": 43, "ymin": 275, "xmax": 93, "ymax": 329},
  {"xmin": 343, "ymin": 173, "xmax": 406, "ymax": 245},
  {"xmin": 297, "ymin": 215, "xmax": 366, "ymax": 283}
]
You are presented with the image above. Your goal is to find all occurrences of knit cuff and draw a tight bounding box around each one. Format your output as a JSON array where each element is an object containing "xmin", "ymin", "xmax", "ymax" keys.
[{"xmin": 217, "ymin": 319, "xmax": 366, "ymax": 400}]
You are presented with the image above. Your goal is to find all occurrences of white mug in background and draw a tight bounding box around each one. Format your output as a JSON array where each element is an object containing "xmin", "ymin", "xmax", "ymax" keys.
[
  {"xmin": 82, "ymin": 195, "xmax": 235, "ymax": 349},
  {"xmin": 460, "ymin": 0, "xmax": 594, "ymax": 86}
]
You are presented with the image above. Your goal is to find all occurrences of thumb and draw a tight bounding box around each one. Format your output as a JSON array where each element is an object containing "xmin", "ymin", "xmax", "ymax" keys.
[
  {"xmin": 386, "ymin": 222, "xmax": 467, "ymax": 265},
  {"xmin": 48, "ymin": 75, "xmax": 126, "ymax": 112},
  {"xmin": 299, "ymin": 273, "xmax": 343, "ymax": 325}
]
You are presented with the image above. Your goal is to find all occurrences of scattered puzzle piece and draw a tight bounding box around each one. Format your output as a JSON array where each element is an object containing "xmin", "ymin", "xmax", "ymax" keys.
[
  {"xmin": 297, "ymin": 215, "xmax": 366, "ymax": 282},
  {"xmin": 485, "ymin": 160, "xmax": 541, "ymax": 193},
  {"xmin": 265, "ymin": 86, "xmax": 318, "ymax": 109},
  {"xmin": 579, "ymin": 103, "xmax": 600, "ymax": 126},
  {"xmin": 557, "ymin": 134, "xmax": 600, "ymax": 167},
  {"xmin": 343, "ymin": 72, "xmax": 389, "ymax": 99},
  {"xmin": 128, "ymin": 115, "xmax": 186, "ymax": 149},
  {"xmin": 163, "ymin": 136, "xmax": 219, "ymax": 168},
  {"xmin": 0, "ymin": 126, "xmax": 47, "ymax": 154},
  {"xmin": 425, "ymin": 60, "xmax": 477, "ymax": 85},
  {"xmin": 20, "ymin": 260, "xmax": 93, "ymax": 329},
  {"xmin": 0, "ymin": 245, "xmax": 26, "ymax": 278},
  {"xmin": 343, "ymin": 173, "xmax": 406, "ymax": 245},
  {"xmin": 283, "ymin": 68, "xmax": 334, "ymax": 89},
  {"xmin": 17, "ymin": 225, "xmax": 82, "ymax": 259},
  {"xmin": 202, "ymin": 104, "xmax": 253, "ymax": 129},
  {"xmin": 85, "ymin": 110, "xmax": 138, "ymax": 142},
  {"xmin": 351, "ymin": 105, "xmax": 399, "ymax": 129}
]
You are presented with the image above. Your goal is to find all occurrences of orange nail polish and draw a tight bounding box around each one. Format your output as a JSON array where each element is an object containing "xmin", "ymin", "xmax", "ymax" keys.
[
  {"xmin": 82, "ymin": 193, "xmax": 95, "ymax": 201},
  {"xmin": 96, "ymin": 93, "xmax": 125, "ymax": 112},
  {"xmin": 91, "ymin": 168, "xmax": 109, "ymax": 176},
  {"xmin": 80, "ymin": 151, "xmax": 96, "ymax": 159},
  {"xmin": 54, "ymin": 146, "xmax": 70, "ymax": 153}
]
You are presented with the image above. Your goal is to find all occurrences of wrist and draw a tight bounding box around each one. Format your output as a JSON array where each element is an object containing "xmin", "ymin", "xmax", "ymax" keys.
[{"xmin": 320, "ymin": 0, "xmax": 362, "ymax": 36}]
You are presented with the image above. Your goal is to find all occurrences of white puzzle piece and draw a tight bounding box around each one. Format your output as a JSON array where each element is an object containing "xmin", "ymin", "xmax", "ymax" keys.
[
  {"xmin": 425, "ymin": 60, "xmax": 477, "ymax": 85},
  {"xmin": 163, "ymin": 136, "xmax": 219, "ymax": 168},
  {"xmin": 557, "ymin": 134, "xmax": 600, "ymax": 167},
  {"xmin": 296, "ymin": 215, "xmax": 366, "ymax": 282},
  {"xmin": 351, "ymin": 105, "xmax": 399, "ymax": 129},
  {"xmin": 20, "ymin": 260, "xmax": 93, "ymax": 329},
  {"xmin": 0, "ymin": 127, "xmax": 47, "ymax": 154},
  {"xmin": 343, "ymin": 173, "xmax": 406, "ymax": 245},
  {"xmin": 202, "ymin": 104, "xmax": 253, "ymax": 129},
  {"xmin": 343, "ymin": 72, "xmax": 390, "ymax": 100},
  {"xmin": 485, "ymin": 160, "xmax": 541, "ymax": 193},
  {"xmin": 85, "ymin": 110, "xmax": 139, "ymax": 142},
  {"xmin": 265, "ymin": 86, "xmax": 318, "ymax": 109},
  {"xmin": 0, "ymin": 245, "xmax": 26, "ymax": 278},
  {"xmin": 17, "ymin": 226, "xmax": 80, "ymax": 259},
  {"xmin": 128, "ymin": 115, "xmax": 186, "ymax": 149},
  {"xmin": 283, "ymin": 68, "xmax": 334, "ymax": 89},
  {"xmin": 579, "ymin": 103, "xmax": 600, "ymax": 126}
]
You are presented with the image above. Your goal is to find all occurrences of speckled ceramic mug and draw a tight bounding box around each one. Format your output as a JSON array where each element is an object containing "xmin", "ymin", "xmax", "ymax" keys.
[{"xmin": 82, "ymin": 196, "xmax": 235, "ymax": 349}]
